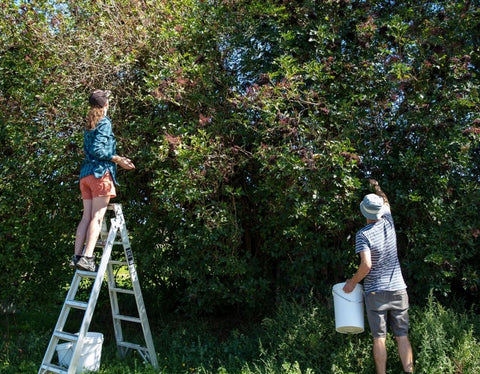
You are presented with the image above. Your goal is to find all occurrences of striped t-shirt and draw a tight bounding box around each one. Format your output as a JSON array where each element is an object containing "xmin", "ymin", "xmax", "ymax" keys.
[{"xmin": 355, "ymin": 207, "xmax": 407, "ymax": 293}]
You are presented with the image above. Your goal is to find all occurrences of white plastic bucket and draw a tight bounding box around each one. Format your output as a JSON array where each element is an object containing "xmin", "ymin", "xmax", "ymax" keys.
[
  {"xmin": 56, "ymin": 332, "xmax": 104, "ymax": 373},
  {"xmin": 332, "ymin": 282, "xmax": 364, "ymax": 334}
]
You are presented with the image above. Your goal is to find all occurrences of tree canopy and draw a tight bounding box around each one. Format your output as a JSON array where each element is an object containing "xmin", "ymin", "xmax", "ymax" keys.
[{"xmin": 1, "ymin": 0, "xmax": 479, "ymax": 315}]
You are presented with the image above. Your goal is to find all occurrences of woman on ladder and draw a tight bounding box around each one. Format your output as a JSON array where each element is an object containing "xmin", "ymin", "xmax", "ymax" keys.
[{"xmin": 71, "ymin": 89, "xmax": 135, "ymax": 271}]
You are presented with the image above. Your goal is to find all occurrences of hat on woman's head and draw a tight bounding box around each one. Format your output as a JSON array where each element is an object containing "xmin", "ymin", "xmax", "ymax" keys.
[
  {"xmin": 89, "ymin": 89, "xmax": 111, "ymax": 107},
  {"xmin": 360, "ymin": 193, "xmax": 385, "ymax": 220}
]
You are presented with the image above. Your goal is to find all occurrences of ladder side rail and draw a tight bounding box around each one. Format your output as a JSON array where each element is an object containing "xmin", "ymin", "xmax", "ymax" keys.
[
  {"xmin": 66, "ymin": 219, "xmax": 119, "ymax": 374},
  {"xmin": 58, "ymin": 273, "xmax": 83, "ymax": 328},
  {"xmin": 38, "ymin": 335, "xmax": 61, "ymax": 373},
  {"xmin": 106, "ymin": 257, "xmax": 126, "ymax": 357},
  {"xmin": 117, "ymin": 214, "xmax": 159, "ymax": 369},
  {"xmin": 108, "ymin": 205, "xmax": 129, "ymax": 358},
  {"xmin": 38, "ymin": 272, "xmax": 83, "ymax": 374}
]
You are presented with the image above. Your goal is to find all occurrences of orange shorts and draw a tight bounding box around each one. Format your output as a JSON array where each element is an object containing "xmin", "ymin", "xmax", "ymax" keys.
[{"xmin": 80, "ymin": 172, "xmax": 117, "ymax": 200}]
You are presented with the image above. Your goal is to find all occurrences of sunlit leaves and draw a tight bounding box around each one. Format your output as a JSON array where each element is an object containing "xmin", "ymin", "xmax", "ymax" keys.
[{"xmin": 1, "ymin": 0, "xmax": 479, "ymax": 312}]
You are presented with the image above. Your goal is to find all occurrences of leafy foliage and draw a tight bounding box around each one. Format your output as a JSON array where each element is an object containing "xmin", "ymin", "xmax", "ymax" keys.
[{"xmin": 0, "ymin": 0, "xmax": 479, "ymax": 315}]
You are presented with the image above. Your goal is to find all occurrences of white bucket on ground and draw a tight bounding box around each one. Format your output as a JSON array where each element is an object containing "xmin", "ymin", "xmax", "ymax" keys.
[
  {"xmin": 56, "ymin": 332, "xmax": 104, "ymax": 373},
  {"xmin": 332, "ymin": 282, "xmax": 364, "ymax": 334}
]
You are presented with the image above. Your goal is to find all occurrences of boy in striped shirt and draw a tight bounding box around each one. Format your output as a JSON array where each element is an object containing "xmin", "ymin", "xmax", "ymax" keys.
[{"xmin": 343, "ymin": 180, "xmax": 413, "ymax": 374}]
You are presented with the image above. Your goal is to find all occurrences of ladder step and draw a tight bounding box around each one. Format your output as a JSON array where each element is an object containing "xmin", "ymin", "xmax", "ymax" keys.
[
  {"xmin": 76, "ymin": 269, "xmax": 97, "ymax": 278},
  {"xmin": 113, "ymin": 314, "xmax": 141, "ymax": 323},
  {"xmin": 96, "ymin": 240, "xmax": 123, "ymax": 247},
  {"xmin": 110, "ymin": 287, "xmax": 135, "ymax": 295},
  {"xmin": 65, "ymin": 300, "xmax": 88, "ymax": 310},
  {"xmin": 117, "ymin": 341, "xmax": 148, "ymax": 352},
  {"xmin": 53, "ymin": 331, "xmax": 78, "ymax": 343},
  {"xmin": 109, "ymin": 260, "xmax": 128, "ymax": 266},
  {"xmin": 39, "ymin": 363, "xmax": 67, "ymax": 373}
]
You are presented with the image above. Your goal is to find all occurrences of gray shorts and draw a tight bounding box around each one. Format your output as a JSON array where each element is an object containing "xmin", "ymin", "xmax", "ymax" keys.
[{"xmin": 365, "ymin": 289, "xmax": 409, "ymax": 338}]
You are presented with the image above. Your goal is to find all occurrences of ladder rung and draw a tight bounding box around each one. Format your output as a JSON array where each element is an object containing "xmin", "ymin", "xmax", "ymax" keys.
[
  {"xmin": 117, "ymin": 341, "xmax": 147, "ymax": 352},
  {"xmin": 96, "ymin": 240, "xmax": 123, "ymax": 247},
  {"xmin": 76, "ymin": 269, "xmax": 97, "ymax": 278},
  {"xmin": 109, "ymin": 260, "xmax": 128, "ymax": 266},
  {"xmin": 39, "ymin": 363, "xmax": 67, "ymax": 373},
  {"xmin": 65, "ymin": 300, "xmax": 88, "ymax": 310},
  {"xmin": 54, "ymin": 331, "xmax": 78, "ymax": 343},
  {"xmin": 113, "ymin": 314, "xmax": 141, "ymax": 323},
  {"xmin": 110, "ymin": 287, "xmax": 135, "ymax": 295}
]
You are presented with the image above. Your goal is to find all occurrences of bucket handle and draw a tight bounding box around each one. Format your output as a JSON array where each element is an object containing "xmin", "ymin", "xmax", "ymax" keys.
[{"xmin": 332, "ymin": 289, "xmax": 364, "ymax": 304}]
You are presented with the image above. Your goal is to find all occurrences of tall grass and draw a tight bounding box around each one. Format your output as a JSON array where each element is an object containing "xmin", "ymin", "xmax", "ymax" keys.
[
  {"xmin": 1, "ymin": 294, "xmax": 479, "ymax": 373},
  {"xmin": 410, "ymin": 294, "xmax": 480, "ymax": 373}
]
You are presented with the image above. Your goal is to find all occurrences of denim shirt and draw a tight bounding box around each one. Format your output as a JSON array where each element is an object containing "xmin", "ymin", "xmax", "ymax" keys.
[{"xmin": 79, "ymin": 116, "xmax": 118, "ymax": 184}]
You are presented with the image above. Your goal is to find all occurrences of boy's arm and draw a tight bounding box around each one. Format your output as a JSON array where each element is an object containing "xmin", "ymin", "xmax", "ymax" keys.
[{"xmin": 343, "ymin": 250, "xmax": 372, "ymax": 293}]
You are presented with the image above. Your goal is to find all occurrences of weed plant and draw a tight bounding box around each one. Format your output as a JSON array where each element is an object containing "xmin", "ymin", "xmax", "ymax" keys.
[{"xmin": 1, "ymin": 294, "xmax": 479, "ymax": 373}]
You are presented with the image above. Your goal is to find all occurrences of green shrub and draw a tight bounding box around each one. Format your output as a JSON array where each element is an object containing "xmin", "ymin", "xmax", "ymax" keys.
[
  {"xmin": 410, "ymin": 293, "xmax": 480, "ymax": 373},
  {"xmin": 2, "ymin": 295, "xmax": 480, "ymax": 373},
  {"xmin": 2, "ymin": 0, "xmax": 479, "ymax": 317}
]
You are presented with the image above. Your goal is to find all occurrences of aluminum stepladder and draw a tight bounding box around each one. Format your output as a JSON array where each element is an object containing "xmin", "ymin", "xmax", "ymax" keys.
[{"xmin": 38, "ymin": 203, "xmax": 158, "ymax": 373}]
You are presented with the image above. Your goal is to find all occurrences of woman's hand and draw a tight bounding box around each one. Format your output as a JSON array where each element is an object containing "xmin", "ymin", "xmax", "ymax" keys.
[{"xmin": 112, "ymin": 155, "xmax": 135, "ymax": 170}]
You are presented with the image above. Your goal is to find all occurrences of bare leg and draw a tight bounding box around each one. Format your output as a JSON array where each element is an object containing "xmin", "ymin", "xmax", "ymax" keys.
[
  {"xmin": 74, "ymin": 199, "xmax": 93, "ymax": 256},
  {"xmin": 83, "ymin": 196, "xmax": 110, "ymax": 257},
  {"xmin": 373, "ymin": 337, "xmax": 387, "ymax": 374},
  {"xmin": 396, "ymin": 335, "xmax": 414, "ymax": 372}
]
